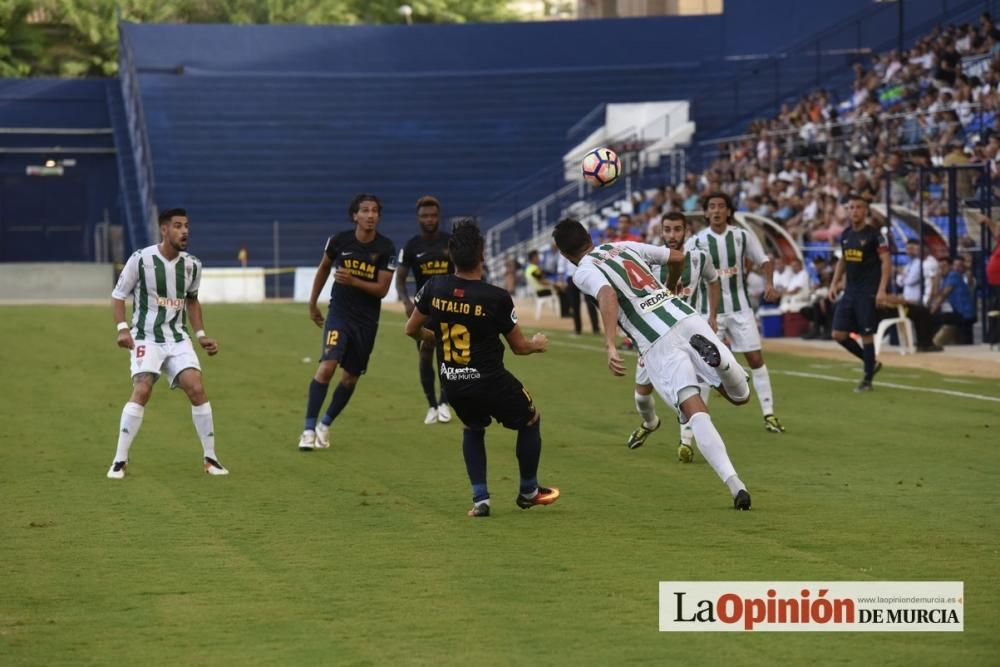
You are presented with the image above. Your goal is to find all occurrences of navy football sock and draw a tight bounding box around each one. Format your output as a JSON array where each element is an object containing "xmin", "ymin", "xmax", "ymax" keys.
[
  {"xmin": 418, "ymin": 353, "xmax": 437, "ymax": 408},
  {"xmin": 435, "ymin": 347, "xmax": 448, "ymax": 405},
  {"xmin": 516, "ymin": 418, "xmax": 542, "ymax": 495},
  {"xmin": 321, "ymin": 382, "xmax": 355, "ymax": 426},
  {"xmin": 304, "ymin": 379, "xmax": 330, "ymax": 430},
  {"xmin": 462, "ymin": 429, "xmax": 489, "ymax": 502},
  {"xmin": 862, "ymin": 342, "xmax": 876, "ymax": 380},
  {"xmin": 837, "ymin": 337, "xmax": 864, "ymax": 360}
]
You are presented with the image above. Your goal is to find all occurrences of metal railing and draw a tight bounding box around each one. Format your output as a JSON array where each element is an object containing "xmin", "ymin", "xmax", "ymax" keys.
[
  {"xmin": 479, "ymin": 111, "xmax": 683, "ymax": 251},
  {"xmin": 696, "ymin": 103, "xmax": 992, "ymax": 165},
  {"xmin": 118, "ymin": 23, "xmax": 158, "ymax": 244}
]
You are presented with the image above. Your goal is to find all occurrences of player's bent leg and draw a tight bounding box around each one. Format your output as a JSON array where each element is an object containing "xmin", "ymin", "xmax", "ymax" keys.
[
  {"xmin": 462, "ymin": 427, "xmax": 490, "ymax": 517},
  {"xmin": 317, "ymin": 370, "xmax": 359, "ymax": 449},
  {"xmin": 108, "ymin": 373, "xmax": 157, "ymax": 478},
  {"xmin": 129, "ymin": 372, "xmax": 156, "ymax": 405},
  {"xmin": 629, "ymin": 383, "xmax": 660, "ymax": 449},
  {"xmin": 301, "ymin": 360, "xmax": 338, "ymax": 450},
  {"xmin": 743, "ymin": 349, "xmax": 783, "ymax": 433},
  {"xmin": 175, "ymin": 368, "xmax": 207, "ymax": 405},
  {"xmin": 511, "ymin": 403, "xmax": 559, "ymax": 510},
  {"xmin": 314, "ymin": 359, "xmax": 339, "ymax": 384},
  {"xmin": 174, "ymin": 369, "xmax": 227, "ymax": 475},
  {"xmin": 679, "ymin": 396, "xmax": 750, "ymax": 510},
  {"xmin": 418, "ymin": 342, "xmax": 438, "ymax": 418},
  {"xmin": 688, "ymin": 325, "xmax": 750, "ymax": 406}
]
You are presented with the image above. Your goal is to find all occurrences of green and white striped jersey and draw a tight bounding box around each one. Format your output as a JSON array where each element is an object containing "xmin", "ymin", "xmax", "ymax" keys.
[
  {"xmin": 573, "ymin": 241, "xmax": 696, "ymax": 355},
  {"xmin": 112, "ymin": 245, "xmax": 203, "ymax": 343},
  {"xmin": 692, "ymin": 225, "xmax": 769, "ymax": 314},
  {"xmin": 650, "ymin": 248, "xmax": 719, "ymax": 316}
]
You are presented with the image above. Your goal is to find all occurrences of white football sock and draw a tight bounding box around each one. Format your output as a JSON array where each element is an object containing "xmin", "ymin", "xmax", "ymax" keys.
[
  {"xmin": 719, "ymin": 361, "xmax": 750, "ymax": 403},
  {"xmin": 752, "ymin": 365, "xmax": 774, "ymax": 415},
  {"xmin": 114, "ymin": 402, "xmax": 144, "ymax": 463},
  {"xmin": 634, "ymin": 392, "xmax": 658, "ymax": 429},
  {"xmin": 688, "ymin": 412, "xmax": 737, "ymax": 484},
  {"xmin": 191, "ymin": 402, "xmax": 217, "ymax": 460},
  {"xmin": 680, "ymin": 385, "xmax": 711, "ymax": 445},
  {"xmin": 724, "ymin": 474, "xmax": 747, "ymax": 498}
]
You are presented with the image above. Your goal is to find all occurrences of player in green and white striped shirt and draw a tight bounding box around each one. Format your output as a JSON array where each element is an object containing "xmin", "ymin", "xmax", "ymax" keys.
[
  {"xmin": 106, "ymin": 208, "xmax": 228, "ymax": 479},
  {"xmin": 553, "ymin": 218, "xmax": 753, "ymax": 510},
  {"xmin": 693, "ymin": 192, "xmax": 785, "ymax": 434},
  {"xmin": 629, "ymin": 211, "xmax": 722, "ymax": 463}
]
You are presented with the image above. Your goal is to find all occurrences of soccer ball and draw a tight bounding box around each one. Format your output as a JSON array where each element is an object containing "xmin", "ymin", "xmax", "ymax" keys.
[{"xmin": 581, "ymin": 147, "xmax": 621, "ymax": 187}]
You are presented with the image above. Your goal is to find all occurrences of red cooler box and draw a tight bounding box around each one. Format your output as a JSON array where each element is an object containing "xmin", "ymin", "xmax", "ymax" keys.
[{"xmin": 783, "ymin": 312, "xmax": 809, "ymax": 337}]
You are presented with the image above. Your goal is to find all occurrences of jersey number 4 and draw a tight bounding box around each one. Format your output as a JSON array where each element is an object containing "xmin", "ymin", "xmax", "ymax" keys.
[
  {"xmin": 622, "ymin": 259, "xmax": 658, "ymax": 291},
  {"xmin": 440, "ymin": 323, "xmax": 471, "ymax": 365}
]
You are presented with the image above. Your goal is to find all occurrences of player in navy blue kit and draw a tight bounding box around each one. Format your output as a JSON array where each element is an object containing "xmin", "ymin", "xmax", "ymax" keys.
[
  {"xmin": 298, "ymin": 194, "xmax": 397, "ymax": 450},
  {"xmin": 404, "ymin": 221, "xmax": 558, "ymax": 517},
  {"xmin": 828, "ymin": 194, "xmax": 892, "ymax": 392},
  {"xmin": 395, "ymin": 196, "xmax": 454, "ymax": 425}
]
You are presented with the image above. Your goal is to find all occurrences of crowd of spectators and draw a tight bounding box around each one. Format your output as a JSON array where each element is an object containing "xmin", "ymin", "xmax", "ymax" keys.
[
  {"xmin": 590, "ymin": 14, "xmax": 1000, "ymax": 253},
  {"xmin": 503, "ymin": 16, "xmax": 1000, "ymax": 347}
]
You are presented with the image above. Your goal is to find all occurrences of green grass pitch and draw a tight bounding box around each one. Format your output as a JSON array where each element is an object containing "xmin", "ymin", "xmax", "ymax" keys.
[{"xmin": 1, "ymin": 304, "xmax": 998, "ymax": 665}]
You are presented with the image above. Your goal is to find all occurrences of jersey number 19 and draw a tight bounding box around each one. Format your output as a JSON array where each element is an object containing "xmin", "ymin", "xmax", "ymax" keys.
[{"xmin": 440, "ymin": 323, "xmax": 471, "ymax": 364}]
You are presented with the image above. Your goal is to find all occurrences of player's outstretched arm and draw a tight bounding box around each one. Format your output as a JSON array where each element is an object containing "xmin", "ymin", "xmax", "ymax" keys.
[
  {"xmin": 309, "ymin": 253, "xmax": 333, "ymax": 327},
  {"xmin": 596, "ymin": 286, "xmax": 625, "ymax": 376},
  {"xmin": 335, "ymin": 268, "xmax": 393, "ymax": 299},
  {"xmin": 112, "ymin": 298, "xmax": 134, "ymax": 349},
  {"xmin": 504, "ymin": 325, "xmax": 547, "ymax": 355},
  {"xmin": 828, "ymin": 256, "xmax": 846, "ymax": 301},
  {"xmin": 876, "ymin": 249, "xmax": 892, "ymax": 306},
  {"xmin": 187, "ymin": 297, "xmax": 218, "ymax": 356},
  {"xmin": 395, "ymin": 263, "xmax": 413, "ymax": 315},
  {"xmin": 707, "ymin": 280, "xmax": 721, "ymax": 331},
  {"xmin": 404, "ymin": 307, "xmax": 434, "ymax": 346}
]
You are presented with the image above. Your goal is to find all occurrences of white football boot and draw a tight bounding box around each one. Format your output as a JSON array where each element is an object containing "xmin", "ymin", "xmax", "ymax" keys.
[
  {"xmin": 298, "ymin": 430, "xmax": 317, "ymax": 451},
  {"xmin": 203, "ymin": 457, "xmax": 229, "ymax": 476},
  {"xmin": 424, "ymin": 407, "xmax": 438, "ymax": 425},
  {"xmin": 436, "ymin": 403, "xmax": 452, "ymax": 423},
  {"xmin": 315, "ymin": 423, "xmax": 331, "ymax": 449}
]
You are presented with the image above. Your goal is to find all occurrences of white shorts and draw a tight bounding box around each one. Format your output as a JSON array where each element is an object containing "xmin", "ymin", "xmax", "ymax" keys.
[
  {"xmin": 642, "ymin": 316, "xmax": 732, "ymax": 416},
  {"xmin": 715, "ymin": 309, "xmax": 761, "ymax": 353},
  {"xmin": 130, "ymin": 338, "xmax": 201, "ymax": 389}
]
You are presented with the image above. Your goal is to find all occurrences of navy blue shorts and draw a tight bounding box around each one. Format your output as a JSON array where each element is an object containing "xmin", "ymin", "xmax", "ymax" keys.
[
  {"xmin": 321, "ymin": 313, "xmax": 378, "ymax": 376},
  {"xmin": 448, "ymin": 371, "xmax": 536, "ymax": 431},
  {"xmin": 833, "ymin": 290, "xmax": 878, "ymax": 336}
]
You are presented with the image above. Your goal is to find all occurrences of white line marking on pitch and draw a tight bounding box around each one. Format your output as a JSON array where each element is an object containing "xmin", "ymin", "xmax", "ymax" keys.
[
  {"xmin": 777, "ymin": 370, "xmax": 1000, "ymax": 403},
  {"xmin": 548, "ymin": 339, "xmax": 1000, "ymax": 403}
]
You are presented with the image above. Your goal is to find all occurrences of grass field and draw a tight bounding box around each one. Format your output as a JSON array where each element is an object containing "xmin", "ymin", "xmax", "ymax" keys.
[{"xmin": 1, "ymin": 303, "xmax": 999, "ymax": 665}]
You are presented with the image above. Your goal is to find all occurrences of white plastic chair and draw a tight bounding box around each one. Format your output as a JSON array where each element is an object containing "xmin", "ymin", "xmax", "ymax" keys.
[
  {"xmin": 874, "ymin": 305, "xmax": 916, "ymax": 356},
  {"xmin": 533, "ymin": 291, "xmax": 560, "ymax": 320}
]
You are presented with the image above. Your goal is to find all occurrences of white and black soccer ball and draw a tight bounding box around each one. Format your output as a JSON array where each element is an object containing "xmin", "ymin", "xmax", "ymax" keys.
[{"xmin": 581, "ymin": 147, "xmax": 621, "ymax": 187}]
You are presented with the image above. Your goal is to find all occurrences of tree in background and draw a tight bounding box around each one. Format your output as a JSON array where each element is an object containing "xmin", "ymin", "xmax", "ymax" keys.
[
  {"xmin": 0, "ymin": 0, "xmax": 46, "ymax": 76},
  {"xmin": 0, "ymin": 0, "xmax": 517, "ymax": 78}
]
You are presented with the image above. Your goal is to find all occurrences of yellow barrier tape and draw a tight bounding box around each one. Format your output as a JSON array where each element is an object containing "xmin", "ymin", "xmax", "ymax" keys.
[{"xmin": 113, "ymin": 265, "xmax": 298, "ymax": 276}]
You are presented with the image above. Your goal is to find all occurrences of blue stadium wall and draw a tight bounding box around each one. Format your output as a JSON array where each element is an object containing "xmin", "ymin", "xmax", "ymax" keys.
[
  {"xmin": 0, "ymin": 79, "xmax": 121, "ymax": 262},
  {"xmin": 0, "ymin": 0, "xmax": 976, "ymax": 263}
]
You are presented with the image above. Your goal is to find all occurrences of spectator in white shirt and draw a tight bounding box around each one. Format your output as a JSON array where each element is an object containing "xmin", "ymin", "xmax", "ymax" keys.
[{"xmin": 779, "ymin": 258, "xmax": 812, "ymax": 313}]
